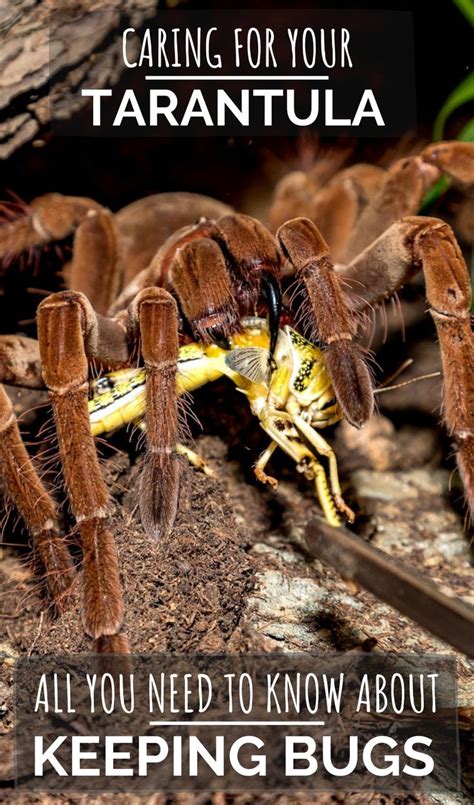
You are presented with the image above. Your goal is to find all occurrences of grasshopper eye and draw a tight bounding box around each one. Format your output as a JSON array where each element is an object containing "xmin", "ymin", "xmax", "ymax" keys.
[{"xmin": 94, "ymin": 376, "xmax": 114, "ymax": 395}]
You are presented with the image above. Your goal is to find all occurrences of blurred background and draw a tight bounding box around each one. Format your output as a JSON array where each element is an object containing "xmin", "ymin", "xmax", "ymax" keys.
[{"xmin": 1, "ymin": 0, "xmax": 472, "ymax": 211}]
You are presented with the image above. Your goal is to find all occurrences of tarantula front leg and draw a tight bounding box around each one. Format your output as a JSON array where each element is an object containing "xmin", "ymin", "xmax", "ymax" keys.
[
  {"xmin": 0, "ymin": 335, "xmax": 76, "ymax": 605},
  {"xmin": 130, "ymin": 287, "xmax": 181, "ymax": 540},
  {"xmin": 412, "ymin": 217, "xmax": 474, "ymax": 516},
  {"xmin": 37, "ymin": 291, "xmax": 130, "ymax": 647},
  {"xmin": 341, "ymin": 141, "xmax": 474, "ymax": 262},
  {"xmin": 344, "ymin": 216, "xmax": 473, "ymax": 516},
  {"xmin": 277, "ymin": 217, "xmax": 374, "ymax": 429},
  {"xmin": 0, "ymin": 382, "xmax": 76, "ymax": 608},
  {"xmin": 66, "ymin": 208, "xmax": 123, "ymax": 315}
]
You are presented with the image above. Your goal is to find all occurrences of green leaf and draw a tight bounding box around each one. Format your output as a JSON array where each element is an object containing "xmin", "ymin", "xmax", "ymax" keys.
[
  {"xmin": 458, "ymin": 117, "xmax": 474, "ymax": 141},
  {"xmin": 452, "ymin": 0, "xmax": 474, "ymax": 26},
  {"xmin": 433, "ymin": 72, "xmax": 474, "ymax": 141}
]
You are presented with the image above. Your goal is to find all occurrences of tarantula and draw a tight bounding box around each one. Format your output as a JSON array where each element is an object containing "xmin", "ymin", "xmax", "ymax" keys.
[{"xmin": 0, "ymin": 140, "xmax": 472, "ymax": 653}]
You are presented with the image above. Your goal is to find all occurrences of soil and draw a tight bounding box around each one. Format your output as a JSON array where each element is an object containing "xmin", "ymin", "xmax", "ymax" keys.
[{"xmin": 3, "ymin": 457, "xmax": 255, "ymax": 656}]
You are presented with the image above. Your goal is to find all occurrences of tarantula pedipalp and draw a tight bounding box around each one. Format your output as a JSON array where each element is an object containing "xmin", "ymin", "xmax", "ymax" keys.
[
  {"xmin": 0, "ymin": 140, "xmax": 472, "ymax": 653},
  {"xmin": 0, "ymin": 191, "xmax": 233, "ymax": 315}
]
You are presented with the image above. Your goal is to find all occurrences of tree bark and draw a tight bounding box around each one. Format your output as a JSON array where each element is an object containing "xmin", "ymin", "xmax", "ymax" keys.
[{"xmin": 0, "ymin": 0, "xmax": 159, "ymax": 158}]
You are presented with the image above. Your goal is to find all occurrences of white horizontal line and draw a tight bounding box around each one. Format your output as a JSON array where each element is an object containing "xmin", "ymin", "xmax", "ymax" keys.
[
  {"xmin": 145, "ymin": 75, "xmax": 329, "ymax": 81},
  {"xmin": 149, "ymin": 721, "xmax": 326, "ymax": 726}
]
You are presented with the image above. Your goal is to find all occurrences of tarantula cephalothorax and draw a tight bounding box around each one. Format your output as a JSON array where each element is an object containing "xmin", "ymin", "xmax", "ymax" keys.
[{"xmin": 0, "ymin": 140, "xmax": 473, "ymax": 652}]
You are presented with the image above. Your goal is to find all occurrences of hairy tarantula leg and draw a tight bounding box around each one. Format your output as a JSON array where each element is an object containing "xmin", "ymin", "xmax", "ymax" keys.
[
  {"xmin": 291, "ymin": 414, "xmax": 355, "ymax": 522},
  {"xmin": 96, "ymin": 634, "xmax": 131, "ymax": 654},
  {"xmin": 308, "ymin": 179, "xmax": 361, "ymax": 262},
  {"xmin": 340, "ymin": 155, "xmax": 439, "ymax": 262},
  {"xmin": 421, "ymin": 141, "xmax": 474, "ymax": 186},
  {"xmin": 423, "ymin": 142, "xmax": 474, "ymax": 245},
  {"xmin": 343, "ymin": 215, "xmax": 473, "ymax": 514},
  {"xmin": 254, "ymin": 441, "xmax": 279, "ymax": 489},
  {"xmin": 410, "ymin": 216, "xmax": 473, "ymax": 516},
  {"xmin": 0, "ymin": 384, "xmax": 76, "ymax": 607},
  {"xmin": 312, "ymin": 164, "xmax": 387, "ymax": 261},
  {"xmin": 337, "ymin": 219, "xmax": 423, "ymax": 314},
  {"xmin": 37, "ymin": 292, "xmax": 125, "ymax": 639},
  {"xmin": 0, "ymin": 193, "xmax": 103, "ymax": 264},
  {"xmin": 170, "ymin": 238, "xmax": 239, "ymax": 342},
  {"xmin": 277, "ymin": 217, "xmax": 373, "ymax": 429},
  {"xmin": 67, "ymin": 209, "xmax": 122, "ymax": 316},
  {"xmin": 341, "ymin": 142, "xmax": 474, "ymax": 263},
  {"xmin": 132, "ymin": 288, "xmax": 181, "ymax": 541}
]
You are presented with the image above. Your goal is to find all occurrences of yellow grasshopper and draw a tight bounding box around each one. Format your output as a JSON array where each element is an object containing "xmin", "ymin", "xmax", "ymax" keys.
[{"xmin": 88, "ymin": 317, "xmax": 352, "ymax": 526}]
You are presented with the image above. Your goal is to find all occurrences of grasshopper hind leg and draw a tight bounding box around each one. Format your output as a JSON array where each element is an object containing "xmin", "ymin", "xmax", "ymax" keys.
[
  {"xmin": 258, "ymin": 408, "xmax": 343, "ymax": 527},
  {"xmin": 176, "ymin": 443, "xmax": 216, "ymax": 478},
  {"xmin": 135, "ymin": 421, "xmax": 216, "ymax": 479},
  {"xmin": 297, "ymin": 455, "xmax": 342, "ymax": 528},
  {"xmin": 254, "ymin": 441, "xmax": 279, "ymax": 489}
]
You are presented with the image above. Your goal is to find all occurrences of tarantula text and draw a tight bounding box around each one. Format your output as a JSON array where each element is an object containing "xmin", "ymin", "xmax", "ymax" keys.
[
  {"xmin": 0, "ymin": 140, "xmax": 472, "ymax": 653},
  {"xmin": 83, "ymin": 88, "xmax": 384, "ymax": 129}
]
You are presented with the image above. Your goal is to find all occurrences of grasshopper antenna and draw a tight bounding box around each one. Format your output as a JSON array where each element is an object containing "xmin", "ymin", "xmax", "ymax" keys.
[{"xmin": 375, "ymin": 371, "xmax": 441, "ymax": 394}]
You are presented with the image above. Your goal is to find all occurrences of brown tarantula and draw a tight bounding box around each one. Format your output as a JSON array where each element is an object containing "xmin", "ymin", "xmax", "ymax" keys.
[{"xmin": 0, "ymin": 140, "xmax": 472, "ymax": 652}]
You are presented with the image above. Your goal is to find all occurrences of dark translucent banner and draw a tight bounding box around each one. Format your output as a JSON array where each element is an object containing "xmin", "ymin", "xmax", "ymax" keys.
[
  {"xmin": 51, "ymin": 8, "xmax": 416, "ymax": 137},
  {"xmin": 15, "ymin": 653, "xmax": 459, "ymax": 793}
]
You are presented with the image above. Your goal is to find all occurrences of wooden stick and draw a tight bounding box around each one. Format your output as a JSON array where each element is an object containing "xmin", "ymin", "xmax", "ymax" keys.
[{"xmin": 305, "ymin": 517, "xmax": 474, "ymax": 658}]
